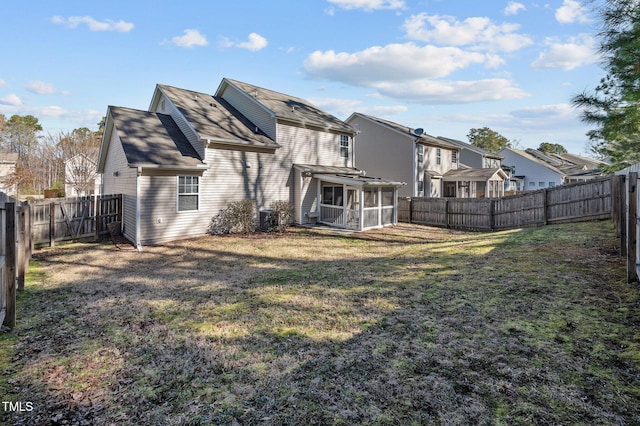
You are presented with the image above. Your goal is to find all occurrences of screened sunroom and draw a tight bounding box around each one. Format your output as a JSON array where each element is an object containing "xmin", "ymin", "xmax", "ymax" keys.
[{"xmin": 316, "ymin": 174, "xmax": 404, "ymax": 231}]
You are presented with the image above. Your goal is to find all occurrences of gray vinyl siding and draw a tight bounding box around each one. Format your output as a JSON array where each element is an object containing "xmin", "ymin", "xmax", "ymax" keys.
[
  {"xmin": 350, "ymin": 117, "xmax": 414, "ymax": 197},
  {"xmin": 100, "ymin": 130, "xmax": 137, "ymax": 243},
  {"xmin": 219, "ymin": 85, "xmax": 277, "ymax": 139}
]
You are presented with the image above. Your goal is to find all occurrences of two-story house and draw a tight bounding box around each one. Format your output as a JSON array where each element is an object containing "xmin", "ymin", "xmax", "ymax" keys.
[
  {"xmin": 97, "ymin": 78, "xmax": 403, "ymax": 248},
  {"xmin": 347, "ymin": 113, "xmax": 506, "ymax": 198},
  {"xmin": 346, "ymin": 113, "xmax": 460, "ymax": 198},
  {"xmin": 0, "ymin": 153, "xmax": 18, "ymax": 196}
]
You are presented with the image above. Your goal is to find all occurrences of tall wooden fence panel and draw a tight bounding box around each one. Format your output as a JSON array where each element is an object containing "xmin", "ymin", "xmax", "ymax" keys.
[
  {"xmin": 400, "ymin": 177, "xmax": 614, "ymax": 232},
  {"xmin": 30, "ymin": 194, "xmax": 122, "ymax": 248},
  {"xmin": 0, "ymin": 193, "xmax": 30, "ymax": 329}
]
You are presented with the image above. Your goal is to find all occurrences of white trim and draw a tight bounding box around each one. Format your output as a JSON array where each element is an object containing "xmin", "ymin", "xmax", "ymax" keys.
[
  {"xmin": 176, "ymin": 175, "xmax": 200, "ymax": 213},
  {"xmin": 135, "ymin": 167, "xmax": 142, "ymax": 252}
]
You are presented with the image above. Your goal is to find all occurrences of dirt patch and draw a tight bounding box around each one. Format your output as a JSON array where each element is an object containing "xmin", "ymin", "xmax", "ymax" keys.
[{"xmin": 1, "ymin": 221, "xmax": 637, "ymax": 425}]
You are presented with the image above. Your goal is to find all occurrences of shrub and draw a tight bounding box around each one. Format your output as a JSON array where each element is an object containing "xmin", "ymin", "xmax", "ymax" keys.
[
  {"xmin": 226, "ymin": 200, "xmax": 256, "ymax": 234},
  {"xmin": 266, "ymin": 200, "xmax": 294, "ymax": 233},
  {"xmin": 207, "ymin": 210, "xmax": 229, "ymax": 235}
]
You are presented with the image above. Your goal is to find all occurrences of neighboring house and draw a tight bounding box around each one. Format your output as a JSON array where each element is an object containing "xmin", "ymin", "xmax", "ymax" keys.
[
  {"xmin": 347, "ymin": 113, "xmax": 460, "ymax": 198},
  {"xmin": 437, "ymin": 136, "xmax": 503, "ymax": 169},
  {"xmin": 346, "ymin": 113, "xmax": 506, "ymax": 198},
  {"xmin": 558, "ymin": 153, "xmax": 606, "ymax": 182},
  {"xmin": 0, "ymin": 153, "xmax": 18, "ymax": 195},
  {"xmin": 499, "ymin": 147, "xmax": 566, "ymax": 190},
  {"xmin": 97, "ymin": 78, "xmax": 403, "ymax": 248},
  {"xmin": 64, "ymin": 154, "xmax": 101, "ymax": 197}
]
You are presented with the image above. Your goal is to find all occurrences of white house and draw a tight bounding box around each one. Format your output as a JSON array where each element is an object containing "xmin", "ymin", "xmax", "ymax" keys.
[
  {"xmin": 97, "ymin": 79, "xmax": 403, "ymax": 248},
  {"xmin": 64, "ymin": 154, "xmax": 101, "ymax": 197},
  {"xmin": 498, "ymin": 147, "xmax": 566, "ymax": 190},
  {"xmin": 0, "ymin": 153, "xmax": 18, "ymax": 195}
]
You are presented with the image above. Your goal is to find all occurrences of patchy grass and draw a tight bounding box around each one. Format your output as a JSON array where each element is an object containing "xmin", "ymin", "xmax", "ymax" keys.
[{"xmin": 1, "ymin": 222, "xmax": 638, "ymax": 425}]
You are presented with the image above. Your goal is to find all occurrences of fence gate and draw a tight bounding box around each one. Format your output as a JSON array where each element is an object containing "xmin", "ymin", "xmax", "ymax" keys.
[{"xmin": 30, "ymin": 194, "xmax": 122, "ymax": 248}]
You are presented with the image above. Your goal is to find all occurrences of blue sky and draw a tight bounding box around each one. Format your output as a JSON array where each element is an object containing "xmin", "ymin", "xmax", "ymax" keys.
[{"xmin": 1, "ymin": 0, "xmax": 603, "ymax": 155}]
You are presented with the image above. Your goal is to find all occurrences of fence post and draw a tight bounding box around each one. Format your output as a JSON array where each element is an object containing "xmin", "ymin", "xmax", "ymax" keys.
[
  {"xmin": 4, "ymin": 202, "xmax": 16, "ymax": 329},
  {"xmin": 543, "ymin": 189, "xmax": 549, "ymax": 225},
  {"xmin": 628, "ymin": 172, "xmax": 638, "ymax": 283},
  {"xmin": 49, "ymin": 201, "xmax": 56, "ymax": 248},
  {"xmin": 409, "ymin": 198, "xmax": 413, "ymax": 224},
  {"xmin": 445, "ymin": 198, "xmax": 450, "ymax": 228},
  {"xmin": 490, "ymin": 199, "xmax": 496, "ymax": 230}
]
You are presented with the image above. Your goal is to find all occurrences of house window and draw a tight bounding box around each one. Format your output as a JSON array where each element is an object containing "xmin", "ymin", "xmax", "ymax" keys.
[
  {"xmin": 417, "ymin": 180, "xmax": 424, "ymax": 195},
  {"xmin": 417, "ymin": 145, "xmax": 424, "ymax": 164},
  {"xmin": 178, "ymin": 175, "xmax": 199, "ymax": 211},
  {"xmin": 539, "ymin": 181, "xmax": 545, "ymax": 187},
  {"xmin": 322, "ymin": 185, "xmax": 343, "ymax": 206},
  {"xmin": 452, "ymin": 151, "xmax": 458, "ymax": 164},
  {"xmin": 529, "ymin": 181, "xmax": 536, "ymax": 188},
  {"xmin": 340, "ymin": 135, "xmax": 349, "ymax": 159},
  {"xmin": 436, "ymin": 148, "xmax": 441, "ymax": 165},
  {"xmin": 549, "ymin": 182, "xmax": 556, "ymax": 188}
]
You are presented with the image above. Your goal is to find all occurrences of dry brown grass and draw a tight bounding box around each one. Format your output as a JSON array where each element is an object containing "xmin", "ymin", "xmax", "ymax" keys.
[{"xmin": 1, "ymin": 221, "xmax": 638, "ymax": 425}]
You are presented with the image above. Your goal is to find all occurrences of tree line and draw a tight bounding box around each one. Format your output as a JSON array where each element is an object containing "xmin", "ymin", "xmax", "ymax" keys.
[{"xmin": 0, "ymin": 114, "xmax": 103, "ymax": 196}]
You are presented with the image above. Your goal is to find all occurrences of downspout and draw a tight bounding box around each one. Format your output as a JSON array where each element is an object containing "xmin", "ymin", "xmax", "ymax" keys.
[{"xmin": 135, "ymin": 167, "xmax": 143, "ymax": 252}]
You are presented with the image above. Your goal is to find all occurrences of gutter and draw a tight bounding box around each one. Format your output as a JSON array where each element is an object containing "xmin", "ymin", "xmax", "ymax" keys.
[{"xmin": 135, "ymin": 167, "xmax": 143, "ymax": 252}]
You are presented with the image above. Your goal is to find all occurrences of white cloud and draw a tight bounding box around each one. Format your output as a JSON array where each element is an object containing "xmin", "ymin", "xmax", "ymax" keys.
[
  {"xmin": 51, "ymin": 15, "xmax": 134, "ymax": 32},
  {"xmin": 304, "ymin": 43, "xmax": 488, "ymax": 85},
  {"xmin": 219, "ymin": 33, "xmax": 268, "ymax": 51},
  {"xmin": 172, "ymin": 29, "xmax": 208, "ymax": 48},
  {"xmin": 327, "ymin": 0, "xmax": 406, "ymax": 11},
  {"xmin": 237, "ymin": 33, "xmax": 268, "ymax": 51},
  {"xmin": 0, "ymin": 79, "xmax": 7, "ymax": 89},
  {"xmin": 373, "ymin": 79, "xmax": 529, "ymax": 104},
  {"xmin": 26, "ymin": 80, "xmax": 66, "ymax": 95},
  {"xmin": 531, "ymin": 34, "xmax": 597, "ymax": 70},
  {"xmin": 0, "ymin": 94, "xmax": 22, "ymax": 106},
  {"xmin": 362, "ymin": 105, "xmax": 409, "ymax": 116},
  {"xmin": 504, "ymin": 2, "xmax": 526, "ymax": 15},
  {"xmin": 402, "ymin": 13, "xmax": 533, "ymax": 52},
  {"xmin": 555, "ymin": 0, "xmax": 590, "ymax": 24}
]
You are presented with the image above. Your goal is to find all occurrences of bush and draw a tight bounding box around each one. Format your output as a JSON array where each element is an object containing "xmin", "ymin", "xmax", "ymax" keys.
[
  {"xmin": 266, "ymin": 200, "xmax": 294, "ymax": 233},
  {"xmin": 226, "ymin": 200, "xmax": 256, "ymax": 234},
  {"xmin": 207, "ymin": 210, "xmax": 229, "ymax": 235},
  {"xmin": 208, "ymin": 200, "xmax": 256, "ymax": 235}
]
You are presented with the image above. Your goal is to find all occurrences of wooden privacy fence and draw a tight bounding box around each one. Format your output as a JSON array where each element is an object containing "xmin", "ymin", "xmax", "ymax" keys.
[
  {"xmin": 399, "ymin": 177, "xmax": 613, "ymax": 231},
  {"xmin": 30, "ymin": 194, "xmax": 122, "ymax": 248},
  {"xmin": 1, "ymin": 193, "xmax": 31, "ymax": 329},
  {"xmin": 612, "ymin": 169, "xmax": 639, "ymax": 283}
]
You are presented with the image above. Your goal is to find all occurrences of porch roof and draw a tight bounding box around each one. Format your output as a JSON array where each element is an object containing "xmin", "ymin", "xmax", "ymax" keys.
[
  {"xmin": 443, "ymin": 167, "xmax": 507, "ymax": 182},
  {"xmin": 315, "ymin": 173, "xmax": 405, "ymax": 188}
]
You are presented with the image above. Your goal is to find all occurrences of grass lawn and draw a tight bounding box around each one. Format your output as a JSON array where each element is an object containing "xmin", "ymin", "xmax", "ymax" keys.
[{"xmin": 0, "ymin": 221, "xmax": 638, "ymax": 425}]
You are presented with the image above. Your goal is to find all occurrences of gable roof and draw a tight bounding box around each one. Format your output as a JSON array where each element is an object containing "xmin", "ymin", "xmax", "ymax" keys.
[
  {"xmin": 437, "ymin": 136, "xmax": 502, "ymax": 159},
  {"xmin": 348, "ymin": 113, "xmax": 460, "ymax": 150},
  {"xmin": 443, "ymin": 167, "xmax": 507, "ymax": 181},
  {"xmin": 105, "ymin": 106, "xmax": 205, "ymax": 169},
  {"xmin": 156, "ymin": 84, "xmax": 279, "ymax": 150},
  {"xmin": 218, "ymin": 78, "xmax": 355, "ymax": 134},
  {"xmin": 499, "ymin": 147, "xmax": 565, "ymax": 176}
]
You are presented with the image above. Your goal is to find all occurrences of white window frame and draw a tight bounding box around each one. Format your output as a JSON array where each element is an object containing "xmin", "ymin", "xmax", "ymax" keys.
[
  {"xmin": 452, "ymin": 151, "xmax": 458, "ymax": 164},
  {"xmin": 436, "ymin": 148, "xmax": 441, "ymax": 165},
  {"xmin": 339, "ymin": 135, "xmax": 349, "ymax": 159},
  {"xmin": 417, "ymin": 144, "xmax": 424, "ymax": 164},
  {"xmin": 177, "ymin": 175, "xmax": 199, "ymax": 212}
]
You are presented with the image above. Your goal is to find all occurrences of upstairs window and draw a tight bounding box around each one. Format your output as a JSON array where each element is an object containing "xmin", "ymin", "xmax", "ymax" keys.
[
  {"xmin": 340, "ymin": 135, "xmax": 349, "ymax": 159},
  {"xmin": 417, "ymin": 144, "xmax": 424, "ymax": 164},
  {"xmin": 436, "ymin": 148, "xmax": 442, "ymax": 165},
  {"xmin": 452, "ymin": 151, "xmax": 458, "ymax": 164},
  {"xmin": 178, "ymin": 176, "xmax": 199, "ymax": 212}
]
